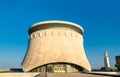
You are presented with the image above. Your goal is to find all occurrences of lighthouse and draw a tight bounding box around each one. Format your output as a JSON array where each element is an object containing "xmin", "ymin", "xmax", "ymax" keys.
[{"xmin": 104, "ymin": 51, "xmax": 111, "ymax": 71}]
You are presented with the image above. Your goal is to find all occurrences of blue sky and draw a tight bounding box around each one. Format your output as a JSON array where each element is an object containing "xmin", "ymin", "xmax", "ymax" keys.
[{"xmin": 0, "ymin": 0, "xmax": 120, "ymax": 69}]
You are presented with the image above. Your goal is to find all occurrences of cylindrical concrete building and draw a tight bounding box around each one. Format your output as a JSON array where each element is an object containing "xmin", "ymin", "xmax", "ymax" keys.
[{"xmin": 21, "ymin": 20, "xmax": 91, "ymax": 72}]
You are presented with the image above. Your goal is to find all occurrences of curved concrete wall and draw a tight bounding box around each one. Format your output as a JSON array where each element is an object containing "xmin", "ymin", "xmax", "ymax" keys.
[{"xmin": 21, "ymin": 20, "xmax": 91, "ymax": 72}]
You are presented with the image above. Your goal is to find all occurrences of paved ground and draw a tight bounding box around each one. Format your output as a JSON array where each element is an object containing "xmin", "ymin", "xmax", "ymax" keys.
[{"xmin": 0, "ymin": 72, "xmax": 119, "ymax": 77}]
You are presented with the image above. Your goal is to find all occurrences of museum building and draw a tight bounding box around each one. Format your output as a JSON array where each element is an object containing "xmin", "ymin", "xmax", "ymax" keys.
[{"xmin": 21, "ymin": 20, "xmax": 91, "ymax": 73}]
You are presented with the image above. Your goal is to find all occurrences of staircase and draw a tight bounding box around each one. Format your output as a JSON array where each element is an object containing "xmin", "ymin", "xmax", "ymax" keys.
[{"xmin": 47, "ymin": 73, "xmax": 82, "ymax": 77}]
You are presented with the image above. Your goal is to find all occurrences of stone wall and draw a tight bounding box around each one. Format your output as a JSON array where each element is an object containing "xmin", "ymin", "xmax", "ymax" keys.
[{"xmin": 0, "ymin": 73, "xmax": 39, "ymax": 77}]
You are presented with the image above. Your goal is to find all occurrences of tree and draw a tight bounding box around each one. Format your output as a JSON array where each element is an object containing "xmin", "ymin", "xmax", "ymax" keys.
[{"xmin": 100, "ymin": 67, "xmax": 105, "ymax": 71}]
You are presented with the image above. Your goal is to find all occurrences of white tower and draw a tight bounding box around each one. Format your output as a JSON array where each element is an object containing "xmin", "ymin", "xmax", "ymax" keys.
[{"xmin": 104, "ymin": 51, "xmax": 110, "ymax": 71}]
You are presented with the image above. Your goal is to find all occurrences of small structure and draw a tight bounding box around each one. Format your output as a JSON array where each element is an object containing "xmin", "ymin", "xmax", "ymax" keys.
[
  {"xmin": 115, "ymin": 55, "xmax": 120, "ymax": 71},
  {"xmin": 104, "ymin": 51, "xmax": 111, "ymax": 71}
]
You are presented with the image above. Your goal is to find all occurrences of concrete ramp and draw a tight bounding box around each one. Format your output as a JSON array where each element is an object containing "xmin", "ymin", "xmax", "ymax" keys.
[{"xmin": 39, "ymin": 72, "xmax": 113, "ymax": 77}]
